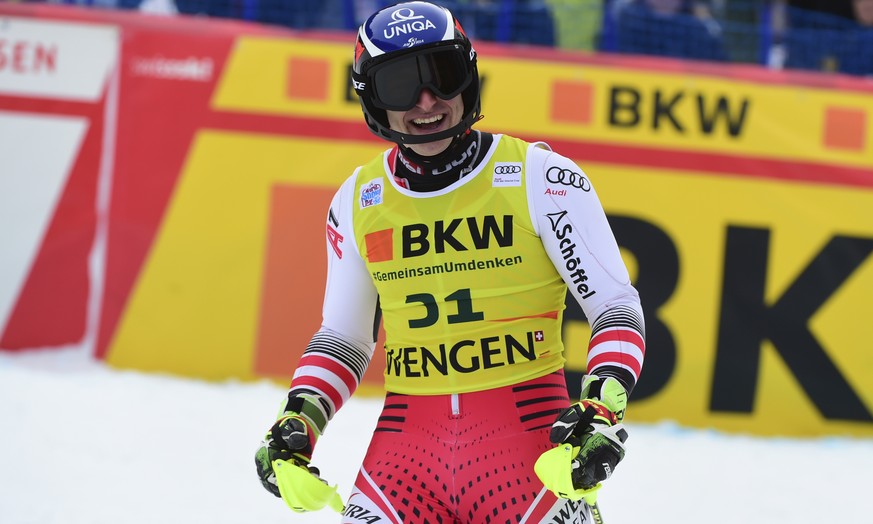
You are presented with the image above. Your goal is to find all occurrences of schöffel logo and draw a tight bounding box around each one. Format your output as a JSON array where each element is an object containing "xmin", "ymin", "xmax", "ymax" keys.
[
  {"xmin": 384, "ymin": 8, "xmax": 437, "ymax": 39},
  {"xmin": 546, "ymin": 210, "xmax": 596, "ymax": 299},
  {"xmin": 360, "ymin": 178, "xmax": 384, "ymax": 209},
  {"xmin": 546, "ymin": 166, "xmax": 591, "ymax": 191},
  {"xmin": 493, "ymin": 162, "xmax": 522, "ymax": 187}
]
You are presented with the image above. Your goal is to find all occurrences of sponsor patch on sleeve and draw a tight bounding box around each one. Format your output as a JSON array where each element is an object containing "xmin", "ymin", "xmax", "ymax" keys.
[{"xmin": 360, "ymin": 178, "xmax": 384, "ymax": 208}]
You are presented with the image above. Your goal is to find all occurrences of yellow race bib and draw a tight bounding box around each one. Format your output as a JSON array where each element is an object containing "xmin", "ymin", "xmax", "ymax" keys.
[{"xmin": 353, "ymin": 136, "xmax": 568, "ymax": 394}]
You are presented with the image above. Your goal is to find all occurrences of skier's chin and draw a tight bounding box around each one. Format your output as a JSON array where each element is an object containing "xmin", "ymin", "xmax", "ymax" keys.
[{"xmin": 407, "ymin": 135, "xmax": 453, "ymax": 157}]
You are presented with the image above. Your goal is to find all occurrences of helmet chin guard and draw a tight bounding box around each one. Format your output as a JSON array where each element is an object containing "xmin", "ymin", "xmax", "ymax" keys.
[{"xmin": 352, "ymin": 1, "xmax": 481, "ymax": 147}]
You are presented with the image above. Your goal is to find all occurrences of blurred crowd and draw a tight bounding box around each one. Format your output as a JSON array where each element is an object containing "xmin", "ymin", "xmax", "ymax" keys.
[{"xmin": 38, "ymin": 0, "xmax": 873, "ymax": 76}]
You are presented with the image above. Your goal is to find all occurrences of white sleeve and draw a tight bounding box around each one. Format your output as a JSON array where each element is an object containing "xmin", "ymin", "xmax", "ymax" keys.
[
  {"xmin": 527, "ymin": 145, "xmax": 646, "ymax": 394},
  {"xmin": 284, "ymin": 172, "xmax": 380, "ymax": 421},
  {"xmin": 321, "ymin": 171, "xmax": 380, "ymax": 347}
]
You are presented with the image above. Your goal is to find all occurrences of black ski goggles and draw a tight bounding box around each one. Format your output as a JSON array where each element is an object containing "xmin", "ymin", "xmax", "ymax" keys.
[{"xmin": 367, "ymin": 45, "xmax": 474, "ymax": 111}]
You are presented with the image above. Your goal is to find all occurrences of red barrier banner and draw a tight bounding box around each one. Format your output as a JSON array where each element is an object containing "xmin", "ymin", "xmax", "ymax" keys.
[{"xmin": 0, "ymin": 12, "xmax": 118, "ymax": 349}]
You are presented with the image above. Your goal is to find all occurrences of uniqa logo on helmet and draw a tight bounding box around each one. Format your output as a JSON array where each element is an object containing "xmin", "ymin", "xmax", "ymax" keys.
[{"xmin": 383, "ymin": 7, "xmax": 438, "ymax": 40}]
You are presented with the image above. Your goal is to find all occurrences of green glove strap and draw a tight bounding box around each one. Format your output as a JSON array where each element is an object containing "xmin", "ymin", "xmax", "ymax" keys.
[
  {"xmin": 277, "ymin": 392, "xmax": 330, "ymax": 438},
  {"xmin": 580, "ymin": 374, "xmax": 628, "ymax": 422}
]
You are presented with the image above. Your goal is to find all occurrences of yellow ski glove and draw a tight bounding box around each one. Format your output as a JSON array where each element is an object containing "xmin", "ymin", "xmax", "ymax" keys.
[
  {"xmin": 255, "ymin": 393, "xmax": 343, "ymax": 513},
  {"xmin": 535, "ymin": 375, "xmax": 629, "ymax": 501}
]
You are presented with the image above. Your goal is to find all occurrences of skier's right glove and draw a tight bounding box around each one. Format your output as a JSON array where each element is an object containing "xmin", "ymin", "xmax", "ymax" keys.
[
  {"xmin": 254, "ymin": 393, "xmax": 343, "ymax": 513},
  {"xmin": 535, "ymin": 375, "xmax": 629, "ymax": 502}
]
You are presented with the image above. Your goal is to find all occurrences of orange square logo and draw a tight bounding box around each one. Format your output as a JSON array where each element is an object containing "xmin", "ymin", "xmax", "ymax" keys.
[
  {"xmin": 287, "ymin": 57, "xmax": 329, "ymax": 101},
  {"xmin": 365, "ymin": 229, "xmax": 394, "ymax": 262},
  {"xmin": 551, "ymin": 80, "xmax": 593, "ymax": 125},
  {"xmin": 823, "ymin": 107, "xmax": 867, "ymax": 151}
]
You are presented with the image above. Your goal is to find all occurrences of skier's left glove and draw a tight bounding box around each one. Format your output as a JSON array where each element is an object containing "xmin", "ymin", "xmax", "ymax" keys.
[
  {"xmin": 254, "ymin": 393, "xmax": 343, "ymax": 513},
  {"xmin": 535, "ymin": 375, "xmax": 629, "ymax": 501}
]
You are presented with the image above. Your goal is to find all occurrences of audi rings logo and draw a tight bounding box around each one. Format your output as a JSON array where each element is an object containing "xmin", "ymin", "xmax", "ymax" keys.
[
  {"xmin": 494, "ymin": 164, "xmax": 522, "ymax": 175},
  {"xmin": 546, "ymin": 166, "xmax": 590, "ymax": 191},
  {"xmin": 492, "ymin": 162, "xmax": 522, "ymax": 187}
]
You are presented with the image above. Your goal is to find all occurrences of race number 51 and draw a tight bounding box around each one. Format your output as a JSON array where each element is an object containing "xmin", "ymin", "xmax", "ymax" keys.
[{"xmin": 406, "ymin": 288, "xmax": 484, "ymax": 328}]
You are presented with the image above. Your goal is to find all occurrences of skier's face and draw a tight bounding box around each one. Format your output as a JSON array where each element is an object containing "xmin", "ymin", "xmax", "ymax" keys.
[{"xmin": 386, "ymin": 90, "xmax": 464, "ymax": 157}]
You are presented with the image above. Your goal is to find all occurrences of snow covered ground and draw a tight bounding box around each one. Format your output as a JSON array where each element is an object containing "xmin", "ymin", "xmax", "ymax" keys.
[{"xmin": 1, "ymin": 348, "xmax": 870, "ymax": 524}]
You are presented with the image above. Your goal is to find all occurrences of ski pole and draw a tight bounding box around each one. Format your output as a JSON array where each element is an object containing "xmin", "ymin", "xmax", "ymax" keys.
[{"xmin": 590, "ymin": 501, "xmax": 605, "ymax": 524}]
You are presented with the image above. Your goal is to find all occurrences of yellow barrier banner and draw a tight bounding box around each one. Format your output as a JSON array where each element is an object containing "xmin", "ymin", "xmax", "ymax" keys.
[
  {"xmin": 99, "ymin": 30, "xmax": 872, "ymax": 437},
  {"xmin": 214, "ymin": 37, "xmax": 873, "ymax": 170},
  {"xmin": 560, "ymin": 163, "xmax": 873, "ymax": 437}
]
